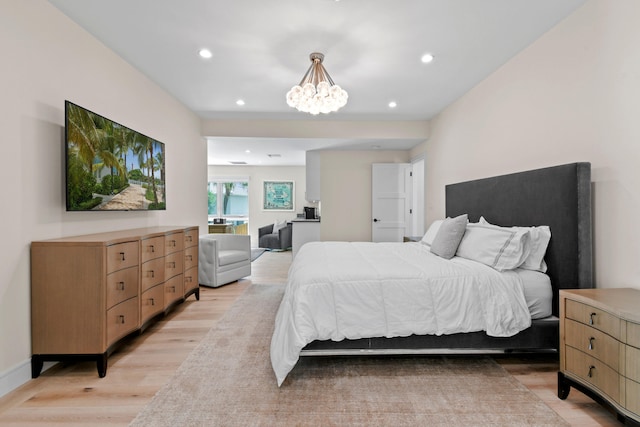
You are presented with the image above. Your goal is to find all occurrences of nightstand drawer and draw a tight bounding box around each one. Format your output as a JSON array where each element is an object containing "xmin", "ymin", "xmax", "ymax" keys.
[
  {"xmin": 565, "ymin": 299, "xmax": 621, "ymax": 340},
  {"xmin": 627, "ymin": 345, "xmax": 640, "ymax": 382},
  {"xmin": 565, "ymin": 346, "xmax": 621, "ymax": 404},
  {"xmin": 565, "ymin": 319, "xmax": 620, "ymax": 371},
  {"xmin": 628, "ymin": 322, "xmax": 640, "ymax": 349}
]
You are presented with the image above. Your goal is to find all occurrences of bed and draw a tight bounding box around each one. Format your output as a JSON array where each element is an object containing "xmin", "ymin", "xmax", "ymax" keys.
[{"xmin": 270, "ymin": 162, "xmax": 593, "ymax": 386}]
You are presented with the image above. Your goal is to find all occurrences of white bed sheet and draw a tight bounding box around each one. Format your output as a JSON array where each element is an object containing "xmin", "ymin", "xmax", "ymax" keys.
[
  {"xmin": 270, "ymin": 241, "xmax": 534, "ymax": 386},
  {"xmin": 517, "ymin": 268, "xmax": 553, "ymax": 319}
]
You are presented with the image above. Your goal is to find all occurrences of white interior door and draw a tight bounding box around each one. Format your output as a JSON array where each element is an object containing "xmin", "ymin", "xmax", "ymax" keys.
[
  {"xmin": 411, "ymin": 157, "xmax": 425, "ymax": 237},
  {"xmin": 372, "ymin": 163, "xmax": 412, "ymax": 242}
]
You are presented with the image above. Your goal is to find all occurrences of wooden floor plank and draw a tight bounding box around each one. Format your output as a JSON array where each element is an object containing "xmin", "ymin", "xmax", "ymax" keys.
[{"xmin": 0, "ymin": 250, "xmax": 621, "ymax": 426}]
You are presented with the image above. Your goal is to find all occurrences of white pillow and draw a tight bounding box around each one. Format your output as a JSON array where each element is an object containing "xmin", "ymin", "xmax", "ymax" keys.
[
  {"xmin": 430, "ymin": 214, "xmax": 468, "ymax": 259},
  {"xmin": 479, "ymin": 217, "xmax": 551, "ymax": 273},
  {"xmin": 456, "ymin": 222, "xmax": 531, "ymax": 271},
  {"xmin": 420, "ymin": 219, "xmax": 444, "ymax": 248},
  {"xmin": 273, "ymin": 219, "xmax": 287, "ymax": 233}
]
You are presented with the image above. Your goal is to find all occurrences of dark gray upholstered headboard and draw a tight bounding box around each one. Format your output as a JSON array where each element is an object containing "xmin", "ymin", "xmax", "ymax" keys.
[{"xmin": 445, "ymin": 162, "xmax": 593, "ymax": 316}]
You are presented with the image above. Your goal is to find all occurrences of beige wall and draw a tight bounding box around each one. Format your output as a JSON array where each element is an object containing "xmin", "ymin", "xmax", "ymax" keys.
[
  {"xmin": 0, "ymin": 1, "xmax": 207, "ymax": 395},
  {"xmin": 207, "ymin": 165, "xmax": 306, "ymax": 246},
  {"xmin": 425, "ymin": 0, "xmax": 640, "ymax": 291},
  {"xmin": 320, "ymin": 150, "xmax": 411, "ymax": 242}
]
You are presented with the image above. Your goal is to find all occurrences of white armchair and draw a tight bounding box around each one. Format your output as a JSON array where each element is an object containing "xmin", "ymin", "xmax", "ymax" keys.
[{"xmin": 198, "ymin": 234, "xmax": 251, "ymax": 288}]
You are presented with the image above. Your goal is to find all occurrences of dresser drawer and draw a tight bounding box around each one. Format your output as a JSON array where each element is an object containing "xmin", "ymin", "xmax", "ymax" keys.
[
  {"xmin": 165, "ymin": 251, "xmax": 184, "ymax": 280},
  {"xmin": 184, "ymin": 229, "xmax": 198, "ymax": 248},
  {"xmin": 106, "ymin": 297, "xmax": 139, "ymax": 346},
  {"xmin": 106, "ymin": 241, "xmax": 139, "ymax": 274},
  {"xmin": 164, "ymin": 274, "xmax": 184, "ymax": 309},
  {"xmin": 140, "ymin": 284, "xmax": 164, "ymax": 324},
  {"xmin": 106, "ymin": 266, "xmax": 138, "ymax": 309},
  {"xmin": 141, "ymin": 236, "xmax": 165, "ymax": 263},
  {"xmin": 184, "ymin": 246, "xmax": 198, "ymax": 270},
  {"xmin": 165, "ymin": 232, "xmax": 184, "ymax": 255},
  {"xmin": 565, "ymin": 346, "xmax": 621, "ymax": 404},
  {"xmin": 627, "ymin": 378, "xmax": 640, "ymax": 417},
  {"xmin": 184, "ymin": 266, "xmax": 198, "ymax": 291},
  {"xmin": 628, "ymin": 322, "xmax": 640, "ymax": 349},
  {"xmin": 565, "ymin": 299, "xmax": 621, "ymax": 340},
  {"xmin": 141, "ymin": 257, "xmax": 165, "ymax": 292},
  {"xmin": 565, "ymin": 319, "xmax": 620, "ymax": 371}
]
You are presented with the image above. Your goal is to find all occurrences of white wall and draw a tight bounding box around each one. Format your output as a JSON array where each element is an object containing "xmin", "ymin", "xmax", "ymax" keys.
[
  {"xmin": 425, "ymin": 0, "xmax": 640, "ymax": 290},
  {"xmin": 207, "ymin": 165, "xmax": 306, "ymax": 246},
  {"xmin": 320, "ymin": 150, "xmax": 411, "ymax": 242},
  {"xmin": 0, "ymin": 1, "xmax": 207, "ymax": 396}
]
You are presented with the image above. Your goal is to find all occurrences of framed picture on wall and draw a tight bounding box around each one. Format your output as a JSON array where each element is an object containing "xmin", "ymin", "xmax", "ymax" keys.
[{"xmin": 263, "ymin": 180, "xmax": 295, "ymax": 211}]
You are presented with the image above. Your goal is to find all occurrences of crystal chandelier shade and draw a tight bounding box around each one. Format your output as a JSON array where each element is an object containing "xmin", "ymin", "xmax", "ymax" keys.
[{"xmin": 286, "ymin": 52, "xmax": 348, "ymax": 115}]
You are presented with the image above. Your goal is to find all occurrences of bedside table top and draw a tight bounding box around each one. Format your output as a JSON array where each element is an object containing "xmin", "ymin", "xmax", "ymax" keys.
[{"xmin": 561, "ymin": 288, "xmax": 640, "ymax": 323}]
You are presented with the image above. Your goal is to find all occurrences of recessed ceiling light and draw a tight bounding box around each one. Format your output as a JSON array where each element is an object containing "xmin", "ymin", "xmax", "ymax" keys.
[
  {"xmin": 199, "ymin": 48, "xmax": 212, "ymax": 59},
  {"xmin": 421, "ymin": 53, "xmax": 434, "ymax": 63},
  {"xmin": 236, "ymin": 99, "xmax": 245, "ymax": 106},
  {"xmin": 245, "ymin": 150, "xmax": 251, "ymax": 153},
  {"xmin": 388, "ymin": 101, "xmax": 397, "ymax": 108}
]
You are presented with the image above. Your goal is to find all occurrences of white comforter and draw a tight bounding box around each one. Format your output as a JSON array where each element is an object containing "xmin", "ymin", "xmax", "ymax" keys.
[{"xmin": 270, "ymin": 241, "xmax": 532, "ymax": 386}]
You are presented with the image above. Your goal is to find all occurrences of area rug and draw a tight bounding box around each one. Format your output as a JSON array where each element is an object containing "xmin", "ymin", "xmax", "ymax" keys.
[{"xmin": 129, "ymin": 284, "xmax": 568, "ymax": 427}]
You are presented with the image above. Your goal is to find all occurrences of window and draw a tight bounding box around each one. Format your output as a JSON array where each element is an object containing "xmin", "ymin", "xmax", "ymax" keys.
[{"xmin": 207, "ymin": 179, "xmax": 249, "ymax": 233}]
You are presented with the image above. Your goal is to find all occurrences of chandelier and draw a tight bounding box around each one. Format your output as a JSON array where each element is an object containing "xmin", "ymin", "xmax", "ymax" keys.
[{"xmin": 286, "ymin": 52, "xmax": 348, "ymax": 115}]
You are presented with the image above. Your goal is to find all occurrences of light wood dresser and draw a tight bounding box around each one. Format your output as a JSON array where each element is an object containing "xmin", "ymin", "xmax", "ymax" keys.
[
  {"xmin": 31, "ymin": 226, "xmax": 199, "ymax": 378},
  {"xmin": 559, "ymin": 288, "xmax": 640, "ymax": 426}
]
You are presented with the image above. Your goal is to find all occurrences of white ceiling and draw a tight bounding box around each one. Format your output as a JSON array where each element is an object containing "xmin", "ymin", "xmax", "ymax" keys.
[{"xmin": 49, "ymin": 0, "xmax": 585, "ymax": 165}]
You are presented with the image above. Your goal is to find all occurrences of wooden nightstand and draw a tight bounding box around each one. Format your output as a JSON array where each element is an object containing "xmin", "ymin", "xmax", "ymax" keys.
[{"xmin": 558, "ymin": 288, "xmax": 640, "ymax": 426}]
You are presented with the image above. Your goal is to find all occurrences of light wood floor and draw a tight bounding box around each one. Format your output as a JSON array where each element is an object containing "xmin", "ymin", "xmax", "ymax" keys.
[{"xmin": 0, "ymin": 251, "xmax": 622, "ymax": 426}]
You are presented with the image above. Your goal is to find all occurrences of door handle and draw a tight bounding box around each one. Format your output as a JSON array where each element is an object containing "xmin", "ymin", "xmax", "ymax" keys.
[{"xmin": 373, "ymin": 218, "xmax": 380, "ymax": 222}]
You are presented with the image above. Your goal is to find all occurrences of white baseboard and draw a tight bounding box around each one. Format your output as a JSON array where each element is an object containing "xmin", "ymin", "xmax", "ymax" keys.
[{"xmin": 0, "ymin": 359, "xmax": 56, "ymax": 398}]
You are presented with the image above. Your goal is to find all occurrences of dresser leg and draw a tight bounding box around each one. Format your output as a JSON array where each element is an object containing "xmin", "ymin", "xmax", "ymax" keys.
[
  {"xmin": 97, "ymin": 354, "xmax": 108, "ymax": 378},
  {"xmin": 557, "ymin": 372, "xmax": 571, "ymax": 399},
  {"xmin": 31, "ymin": 356, "xmax": 44, "ymax": 379}
]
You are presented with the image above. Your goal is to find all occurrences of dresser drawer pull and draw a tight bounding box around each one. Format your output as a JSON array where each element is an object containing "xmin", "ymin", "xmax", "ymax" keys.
[
  {"xmin": 185, "ymin": 276, "xmax": 192, "ymax": 283},
  {"xmin": 168, "ymin": 261, "xmax": 176, "ymax": 268},
  {"xmin": 118, "ymin": 315, "xmax": 125, "ymax": 324},
  {"xmin": 589, "ymin": 312, "xmax": 597, "ymax": 325},
  {"xmin": 149, "ymin": 244, "xmax": 155, "ymax": 253},
  {"xmin": 588, "ymin": 337, "xmax": 596, "ymax": 350},
  {"xmin": 117, "ymin": 281, "xmax": 125, "ymax": 291},
  {"xmin": 148, "ymin": 298, "xmax": 155, "ymax": 306},
  {"xmin": 588, "ymin": 365, "xmax": 596, "ymax": 378},
  {"xmin": 168, "ymin": 286, "xmax": 176, "ymax": 293},
  {"xmin": 147, "ymin": 270, "xmax": 155, "ymax": 278},
  {"xmin": 186, "ymin": 255, "xmax": 193, "ymax": 261},
  {"xmin": 186, "ymin": 235, "xmax": 193, "ymax": 242},
  {"xmin": 119, "ymin": 252, "xmax": 125, "ymax": 261},
  {"xmin": 169, "ymin": 240, "xmax": 176, "ymax": 247}
]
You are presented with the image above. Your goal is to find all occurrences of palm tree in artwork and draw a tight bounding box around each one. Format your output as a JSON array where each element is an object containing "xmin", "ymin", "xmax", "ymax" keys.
[
  {"xmin": 133, "ymin": 136, "xmax": 159, "ymax": 205},
  {"xmin": 93, "ymin": 117, "xmax": 127, "ymax": 194},
  {"xmin": 154, "ymin": 149, "xmax": 165, "ymax": 202},
  {"xmin": 66, "ymin": 103, "xmax": 103, "ymax": 173}
]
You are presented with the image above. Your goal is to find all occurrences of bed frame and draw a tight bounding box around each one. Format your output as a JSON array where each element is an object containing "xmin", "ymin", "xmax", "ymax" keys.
[{"xmin": 301, "ymin": 162, "xmax": 593, "ymax": 355}]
